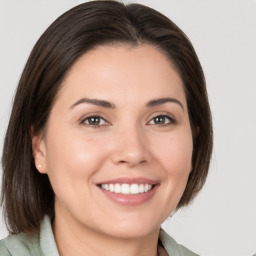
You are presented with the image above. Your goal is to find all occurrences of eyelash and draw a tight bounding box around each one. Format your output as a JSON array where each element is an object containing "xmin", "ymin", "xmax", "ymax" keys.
[
  {"xmin": 80, "ymin": 114, "xmax": 109, "ymax": 128},
  {"xmin": 147, "ymin": 114, "xmax": 176, "ymax": 126},
  {"xmin": 80, "ymin": 113, "xmax": 176, "ymax": 128}
]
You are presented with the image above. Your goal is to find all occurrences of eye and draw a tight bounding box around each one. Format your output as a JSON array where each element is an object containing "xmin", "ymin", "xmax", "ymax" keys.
[
  {"xmin": 148, "ymin": 115, "xmax": 175, "ymax": 126},
  {"xmin": 81, "ymin": 115, "xmax": 108, "ymax": 127}
]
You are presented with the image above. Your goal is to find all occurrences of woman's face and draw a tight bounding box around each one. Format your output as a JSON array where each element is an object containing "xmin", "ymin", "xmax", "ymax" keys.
[{"xmin": 34, "ymin": 44, "xmax": 193, "ymax": 239}]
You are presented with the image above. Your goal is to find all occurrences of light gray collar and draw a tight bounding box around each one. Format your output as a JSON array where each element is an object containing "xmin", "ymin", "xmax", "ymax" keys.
[{"xmin": 39, "ymin": 215, "xmax": 59, "ymax": 256}]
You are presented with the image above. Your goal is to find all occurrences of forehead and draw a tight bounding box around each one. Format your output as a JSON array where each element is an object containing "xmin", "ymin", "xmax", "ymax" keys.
[{"xmin": 55, "ymin": 44, "xmax": 186, "ymax": 108}]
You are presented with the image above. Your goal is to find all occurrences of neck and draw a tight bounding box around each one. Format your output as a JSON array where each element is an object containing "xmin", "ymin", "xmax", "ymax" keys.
[{"xmin": 53, "ymin": 210, "xmax": 160, "ymax": 256}]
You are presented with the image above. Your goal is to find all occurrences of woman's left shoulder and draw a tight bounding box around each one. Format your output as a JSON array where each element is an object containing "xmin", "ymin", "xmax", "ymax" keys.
[{"xmin": 159, "ymin": 229, "xmax": 200, "ymax": 256}]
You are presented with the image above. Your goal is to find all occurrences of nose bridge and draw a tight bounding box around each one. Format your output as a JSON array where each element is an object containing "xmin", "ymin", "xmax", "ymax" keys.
[{"xmin": 111, "ymin": 121, "xmax": 150, "ymax": 167}]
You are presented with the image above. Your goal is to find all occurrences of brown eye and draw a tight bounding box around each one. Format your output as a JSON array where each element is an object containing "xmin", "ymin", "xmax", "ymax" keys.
[
  {"xmin": 153, "ymin": 116, "xmax": 166, "ymax": 124},
  {"xmin": 88, "ymin": 117, "xmax": 100, "ymax": 125},
  {"xmin": 81, "ymin": 116, "xmax": 107, "ymax": 126},
  {"xmin": 148, "ymin": 115, "xmax": 175, "ymax": 125}
]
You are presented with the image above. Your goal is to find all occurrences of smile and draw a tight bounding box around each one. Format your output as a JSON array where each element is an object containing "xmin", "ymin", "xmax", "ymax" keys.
[
  {"xmin": 97, "ymin": 177, "xmax": 159, "ymax": 206},
  {"xmin": 100, "ymin": 183, "xmax": 153, "ymax": 195}
]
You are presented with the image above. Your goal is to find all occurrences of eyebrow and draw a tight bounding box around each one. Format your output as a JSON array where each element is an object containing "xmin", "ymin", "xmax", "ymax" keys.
[
  {"xmin": 146, "ymin": 98, "xmax": 184, "ymax": 111},
  {"xmin": 69, "ymin": 97, "xmax": 184, "ymax": 111},
  {"xmin": 69, "ymin": 98, "xmax": 115, "ymax": 109}
]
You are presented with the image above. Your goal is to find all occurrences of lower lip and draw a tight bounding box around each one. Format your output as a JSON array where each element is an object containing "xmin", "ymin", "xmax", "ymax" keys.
[{"xmin": 99, "ymin": 185, "xmax": 158, "ymax": 206}]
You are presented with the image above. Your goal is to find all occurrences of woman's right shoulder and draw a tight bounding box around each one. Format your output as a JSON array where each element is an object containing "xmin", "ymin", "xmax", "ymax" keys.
[
  {"xmin": 0, "ymin": 233, "xmax": 43, "ymax": 256},
  {"xmin": 0, "ymin": 238, "xmax": 11, "ymax": 256}
]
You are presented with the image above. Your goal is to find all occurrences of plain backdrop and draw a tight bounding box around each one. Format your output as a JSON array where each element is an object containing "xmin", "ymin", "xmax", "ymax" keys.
[{"xmin": 0, "ymin": 1, "xmax": 255, "ymax": 256}]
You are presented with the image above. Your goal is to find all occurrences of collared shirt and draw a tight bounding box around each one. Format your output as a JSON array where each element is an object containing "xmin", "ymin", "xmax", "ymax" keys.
[{"xmin": 0, "ymin": 215, "xmax": 199, "ymax": 256}]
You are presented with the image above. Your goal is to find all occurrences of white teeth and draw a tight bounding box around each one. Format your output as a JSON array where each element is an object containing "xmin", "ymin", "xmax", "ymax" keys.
[
  {"xmin": 100, "ymin": 183, "xmax": 154, "ymax": 195},
  {"xmin": 109, "ymin": 184, "xmax": 114, "ymax": 192},
  {"xmin": 130, "ymin": 184, "xmax": 139, "ymax": 194},
  {"xmin": 115, "ymin": 184, "xmax": 121, "ymax": 193},
  {"xmin": 139, "ymin": 184, "xmax": 144, "ymax": 193},
  {"xmin": 121, "ymin": 184, "xmax": 130, "ymax": 194}
]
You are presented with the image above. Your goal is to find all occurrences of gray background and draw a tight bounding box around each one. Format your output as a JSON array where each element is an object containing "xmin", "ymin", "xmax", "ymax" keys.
[{"xmin": 0, "ymin": 1, "xmax": 256, "ymax": 256}]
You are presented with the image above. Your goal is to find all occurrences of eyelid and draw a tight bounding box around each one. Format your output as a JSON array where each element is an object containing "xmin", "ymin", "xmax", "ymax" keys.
[
  {"xmin": 146, "ymin": 112, "xmax": 176, "ymax": 125},
  {"xmin": 79, "ymin": 113, "xmax": 111, "ymax": 127}
]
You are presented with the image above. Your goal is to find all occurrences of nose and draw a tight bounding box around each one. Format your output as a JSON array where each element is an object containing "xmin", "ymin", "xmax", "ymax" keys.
[{"xmin": 110, "ymin": 125, "xmax": 151, "ymax": 168}]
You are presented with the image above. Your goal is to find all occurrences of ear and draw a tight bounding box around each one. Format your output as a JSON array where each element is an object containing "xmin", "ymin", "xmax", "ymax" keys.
[{"xmin": 31, "ymin": 129, "xmax": 47, "ymax": 174}]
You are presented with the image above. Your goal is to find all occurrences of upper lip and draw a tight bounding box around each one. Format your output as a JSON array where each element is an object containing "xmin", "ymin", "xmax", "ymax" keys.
[{"xmin": 97, "ymin": 177, "xmax": 159, "ymax": 185}]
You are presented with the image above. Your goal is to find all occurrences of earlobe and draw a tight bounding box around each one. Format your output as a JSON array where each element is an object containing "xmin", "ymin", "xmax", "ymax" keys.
[{"xmin": 31, "ymin": 132, "xmax": 47, "ymax": 174}]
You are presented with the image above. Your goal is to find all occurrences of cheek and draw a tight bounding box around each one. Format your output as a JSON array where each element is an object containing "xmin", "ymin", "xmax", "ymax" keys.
[
  {"xmin": 151, "ymin": 129, "xmax": 193, "ymax": 177},
  {"xmin": 43, "ymin": 132, "xmax": 111, "ymax": 211},
  {"xmin": 44, "ymin": 130, "xmax": 109, "ymax": 186},
  {"xmin": 148, "ymin": 129, "xmax": 193, "ymax": 219}
]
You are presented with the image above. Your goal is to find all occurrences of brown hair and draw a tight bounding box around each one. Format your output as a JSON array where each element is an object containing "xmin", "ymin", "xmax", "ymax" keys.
[{"xmin": 1, "ymin": 0, "xmax": 213, "ymax": 234}]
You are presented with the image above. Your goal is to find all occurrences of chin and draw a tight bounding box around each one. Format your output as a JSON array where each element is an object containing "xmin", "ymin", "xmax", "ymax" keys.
[
  {"xmin": 102, "ymin": 225, "xmax": 159, "ymax": 240},
  {"xmin": 95, "ymin": 213, "xmax": 162, "ymax": 240}
]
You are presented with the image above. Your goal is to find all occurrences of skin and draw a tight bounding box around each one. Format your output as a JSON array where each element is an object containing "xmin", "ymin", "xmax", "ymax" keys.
[{"xmin": 33, "ymin": 44, "xmax": 193, "ymax": 256}]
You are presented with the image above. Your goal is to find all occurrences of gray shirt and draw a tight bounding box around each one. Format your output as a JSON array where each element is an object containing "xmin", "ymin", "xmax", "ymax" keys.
[{"xmin": 0, "ymin": 215, "xmax": 199, "ymax": 256}]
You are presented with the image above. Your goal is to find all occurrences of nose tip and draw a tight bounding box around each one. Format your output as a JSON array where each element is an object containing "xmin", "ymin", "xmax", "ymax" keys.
[
  {"xmin": 117, "ymin": 153, "xmax": 147, "ymax": 167},
  {"xmin": 111, "ymin": 131, "xmax": 151, "ymax": 168}
]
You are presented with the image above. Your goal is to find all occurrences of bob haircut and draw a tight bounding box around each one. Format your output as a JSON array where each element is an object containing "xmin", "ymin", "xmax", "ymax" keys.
[{"xmin": 1, "ymin": 0, "xmax": 213, "ymax": 234}]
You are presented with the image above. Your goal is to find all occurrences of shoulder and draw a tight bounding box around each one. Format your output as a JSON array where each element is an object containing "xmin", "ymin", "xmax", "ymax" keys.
[
  {"xmin": 159, "ymin": 229, "xmax": 199, "ymax": 256},
  {"xmin": 0, "ymin": 232, "xmax": 43, "ymax": 256},
  {"xmin": 0, "ymin": 238, "xmax": 10, "ymax": 256}
]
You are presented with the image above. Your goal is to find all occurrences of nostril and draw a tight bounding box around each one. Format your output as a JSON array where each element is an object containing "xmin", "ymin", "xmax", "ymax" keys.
[
  {"xmin": 111, "ymin": 147, "xmax": 151, "ymax": 167},
  {"xmin": 117, "ymin": 159, "xmax": 147, "ymax": 166}
]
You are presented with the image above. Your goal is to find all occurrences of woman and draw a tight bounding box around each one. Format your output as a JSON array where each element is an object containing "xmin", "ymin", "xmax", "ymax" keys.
[{"xmin": 0, "ymin": 1, "xmax": 212, "ymax": 255}]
